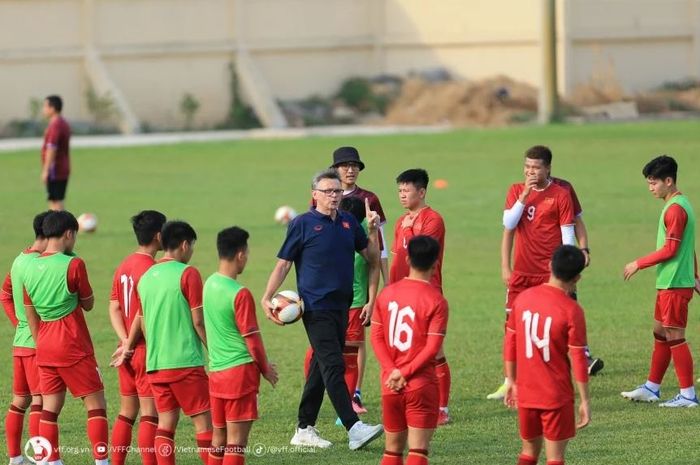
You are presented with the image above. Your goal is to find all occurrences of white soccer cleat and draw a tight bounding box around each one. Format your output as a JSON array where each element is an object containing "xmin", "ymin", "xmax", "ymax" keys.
[
  {"xmin": 621, "ymin": 385, "xmax": 660, "ymax": 402},
  {"xmin": 348, "ymin": 421, "xmax": 384, "ymax": 450},
  {"xmin": 290, "ymin": 426, "xmax": 332, "ymax": 448},
  {"xmin": 659, "ymin": 393, "xmax": 699, "ymax": 408}
]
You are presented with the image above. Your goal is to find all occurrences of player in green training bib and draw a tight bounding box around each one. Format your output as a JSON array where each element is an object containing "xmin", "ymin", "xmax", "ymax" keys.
[
  {"xmin": 622, "ymin": 155, "xmax": 700, "ymax": 408},
  {"xmin": 0, "ymin": 211, "xmax": 50, "ymax": 464},
  {"xmin": 204, "ymin": 226, "xmax": 278, "ymax": 464}
]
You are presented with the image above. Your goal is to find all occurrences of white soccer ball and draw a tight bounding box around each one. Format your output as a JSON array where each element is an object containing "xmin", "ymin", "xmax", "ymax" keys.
[
  {"xmin": 77, "ymin": 213, "xmax": 98, "ymax": 233},
  {"xmin": 271, "ymin": 290, "xmax": 304, "ymax": 324},
  {"xmin": 274, "ymin": 206, "xmax": 297, "ymax": 225}
]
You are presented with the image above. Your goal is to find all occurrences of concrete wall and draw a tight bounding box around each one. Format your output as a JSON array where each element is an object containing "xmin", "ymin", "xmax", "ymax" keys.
[{"xmin": 1, "ymin": 0, "xmax": 699, "ymax": 129}]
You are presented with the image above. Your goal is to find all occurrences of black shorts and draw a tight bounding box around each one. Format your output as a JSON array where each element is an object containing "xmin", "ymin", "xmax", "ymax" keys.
[{"xmin": 47, "ymin": 180, "xmax": 68, "ymax": 201}]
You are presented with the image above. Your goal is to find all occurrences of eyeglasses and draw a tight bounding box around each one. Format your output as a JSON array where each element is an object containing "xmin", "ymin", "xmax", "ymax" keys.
[
  {"xmin": 314, "ymin": 188, "xmax": 343, "ymax": 196},
  {"xmin": 337, "ymin": 162, "xmax": 361, "ymax": 169}
]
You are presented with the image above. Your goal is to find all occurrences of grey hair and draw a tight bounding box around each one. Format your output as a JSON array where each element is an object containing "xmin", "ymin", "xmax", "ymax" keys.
[{"xmin": 311, "ymin": 168, "xmax": 341, "ymax": 189}]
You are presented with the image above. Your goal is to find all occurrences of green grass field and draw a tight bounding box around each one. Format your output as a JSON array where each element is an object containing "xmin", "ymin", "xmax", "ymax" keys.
[{"xmin": 2, "ymin": 120, "xmax": 700, "ymax": 465}]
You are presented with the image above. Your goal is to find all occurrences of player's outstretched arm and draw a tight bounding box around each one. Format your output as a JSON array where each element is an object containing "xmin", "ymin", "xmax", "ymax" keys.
[{"xmin": 261, "ymin": 259, "xmax": 292, "ymax": 326}]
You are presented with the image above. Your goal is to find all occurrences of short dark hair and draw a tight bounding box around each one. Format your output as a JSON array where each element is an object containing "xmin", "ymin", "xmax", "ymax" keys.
[
  {"xmin": 339, "ymin": 197, "xmax": 366, "ymax": 223},
  {"xmin": 33, "ymin": 211, "xmax": 52, "ymax": 238},
  {"xmin": 396, "ymin": 169, "xmax": 429, "ymax": 190},
  {"xmin": 407, "ymin": 235, "xmax": 441, "ymax": 271},
  {"xmin": 45, "ymin": 95, "xmax": 63, "ymax": 113},
  {"xmin": 643, "ymin": 155, "xmax": 678, "ymax": 183},
  {"xmin": 42, "ymin": 211, "xmax": 79, "ymax": 238},
  {"xmin": 161, "ymin": 221, "xmax": 197, "ymax": 251},
  {"xmin": 551, "ymin": 245, "xmax": 586, "ymax": 282},
  {"xmin": 131, "ymin": 210, "xmax": 167, "ymax": 246},
  {"xmin": 525, "ymin": 145, "xmax": 552, "ymax": 166},
  {"xmin": 217, "ymin": 226, "xmax": 249, "ymax": 259}
]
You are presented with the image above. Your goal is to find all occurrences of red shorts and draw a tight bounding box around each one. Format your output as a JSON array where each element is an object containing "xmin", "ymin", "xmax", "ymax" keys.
[
  {"xmin": 149, "ymin": 367, "xmax": 210, "ymax": 417},
  {"xmin": 39, "ymin": 355, "xmax": 104, "ymax": 398},
  {"xmin": 211, "ymin": 391, "xmax": 258, "ymax": 427},
  {"xmin": 518, "ymin": 403, "xmax": 575, "ymax": 441},
  {"xmin": 13, "ymin": 354, "xmax": 40, "ymax": 396},
  {"xmin": 382, "ymin": 382, "xmax": 439, "ymax": 433},
  {"xmin": 346, "ymin": 307, "xmax": 365, "ymax": 343},
  {"xmin": 654, "ymin": 288, "xmax": 693, "ymax": 329},
  {"xmin": 506, "ymin": 272, "xmax": 549, "ymax": 311},
  {"xmin": 118, "ymin": 346, "xmax": 152, "ymax": 398}
]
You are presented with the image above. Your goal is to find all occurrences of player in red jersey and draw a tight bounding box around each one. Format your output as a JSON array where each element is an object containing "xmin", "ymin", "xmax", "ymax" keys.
[
  {"xmin": 372, "ymin": 235, "xmax": 448, "ymax": 465},
  {"xmin": 388, "ymin": 169, "xmax": 450, "ymax": 425},
  {"xmin": 489, "ymin": 146, "xmax": 577, "ymax": 400},
  {"xmin": 108, "ymin": 211, "xmax": 166, "ymax": 465},
  {"xmin": 1, "ymin": 211, "xmax": 50, "ymax": 465},
  {"xmin": 41, "ymin": 95, "xmax": 71, "ymax": 211},
  {"xmin": 504, "ymin": 245, "xmax": 591, "ymax": 465},
  {"xmin": 22, "ymin": 211, "xmax": 109, "ymax": 465}
]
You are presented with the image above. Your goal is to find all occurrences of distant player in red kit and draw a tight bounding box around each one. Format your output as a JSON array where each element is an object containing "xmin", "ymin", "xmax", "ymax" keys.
[
  {"xmin": 372, "ymin": 235, "xmax": 448, "ymax": 465},
  {"xmin": 41, "ymin": 95, "xmax": 71, "ymax": 211},
  {"xmin": 108, "ymin": 210, "xmax": 167, "ymax": 465},
  {"xmin": 504, "ymin": 245, "xmax": 591, "ymax": 465},
  {"xmin": 389, "ymin": 169, "xmax": 450, "ymax": 425},
  {"xmin": 489, "ymin": 146, "xmax": 578, "ymax": 401}
]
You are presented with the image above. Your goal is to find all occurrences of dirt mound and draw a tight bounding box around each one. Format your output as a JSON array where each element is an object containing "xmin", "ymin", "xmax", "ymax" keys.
[{"xmin": 384, "ymin": 76, "xmax": 538, "ymax": 127}]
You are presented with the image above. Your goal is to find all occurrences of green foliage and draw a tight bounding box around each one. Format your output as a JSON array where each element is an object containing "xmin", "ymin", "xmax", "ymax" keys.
[
  {"xmin": 217, "ymin": 62, "xmax": 262, "ymax": 130},
  {"xmin": 180, "ymin": 93, "xmax": 201, "ymax": 130},
  {"xmin": 85, "ymin": 85, "xmax": 116, "ymax": 126},
  {"xmin": 336, "ymin": 77, "xmax": 389, "ymax": 114}
]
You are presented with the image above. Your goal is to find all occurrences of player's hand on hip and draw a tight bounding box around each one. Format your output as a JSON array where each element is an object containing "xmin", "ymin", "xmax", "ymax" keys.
[
  {"xmin": 264, "ymin": 363, "xmax": 279, "ymax": 387},
  {"xmin": 501, "ymin": 267, "xmax": 512, "ymax": 287},
  {"xmin": 623, "ymin": 261, "xmax": 639, "ymax": 280},
  {"xmin": 261, "ymin": 296, "xmax": 285, "ymax": 326},
  {"xmin": 576, "ymin": 400, "xmax": 591, "ymax": 429}
]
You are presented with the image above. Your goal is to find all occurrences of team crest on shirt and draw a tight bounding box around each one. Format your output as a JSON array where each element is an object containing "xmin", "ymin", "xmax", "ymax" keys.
[
  {"xmin": 544, "ymin": 197, "xmax": 555, "ymax": 204},
  {"xmin": 342, "ymin": 221, "xmax": 350, "ymax": 229},
  {"xmin": 314, "ymin": 225, "xmax": 323, "ymax": 232}
]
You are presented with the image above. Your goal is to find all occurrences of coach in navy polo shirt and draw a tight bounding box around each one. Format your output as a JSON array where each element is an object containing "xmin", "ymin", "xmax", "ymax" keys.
[{"xmin": 262, "ymin": 169, "xmax": 383, "ymax": 450}]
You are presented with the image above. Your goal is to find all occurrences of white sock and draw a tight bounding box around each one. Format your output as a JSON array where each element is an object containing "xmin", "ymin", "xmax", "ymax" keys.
[
  {"xmin": 9, "ymin": 456, "xmax": 24, "ymax": 465},
  {"xmin": 439, "ymin": 407, "xmax": 449, "ymax": 414},
  {"xmin": 49, "ymin": 461, "xmax": 64, "ymax": 465},
  {"xmin": 681, "ymin": 386, "xmax": 696, "ymax": 399},
  {"xmin": 95, "ymin": 460, "xmax": 110, "ymax": 465},
  {"xmin": 645, "ymin": 380, "xmax": 661, "ymax": 392}
]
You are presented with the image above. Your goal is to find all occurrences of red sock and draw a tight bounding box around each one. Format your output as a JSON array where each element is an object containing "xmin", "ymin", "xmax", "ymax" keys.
[
  {"xmin": 343, "ymin": 346, "xmax": 359, "ymax": 397},
  {"xmin": 381, "ymin": 450, "xmax": 404, "ymax": 465},
  {"xmin": 29, "ymin": 404, "xmax": 42, "ymax": 438},
  {"xmin": 196, "ymin": 430, "xmax": 213, "ymax": 465},
  {"xmin": 39, "ymin": 410, "xmax": 61, "ymax": 461},
  {"xmin": 111, "ymin": 414, "xmax": 135, "ymax": 465},
  {"xmin": 406, "ymin": 448, "xmax": 429, "ymax": 465},
  {"xmin": 304, "ymin": 347, "xmax": 313, "ymax": 380},
  {"xmin": 5, "ymin": 404, "xmax": 26, "ymax": 457},
  {"xmin": 435, "ymin": 358, "xmax": 451, "ymax": 408},
  {"xmin": 648, "ymin": 333, "xmax": 671, "ymax": 384},
  {"xmin": 138, "ymin": 416, "xmax": 159, "ymax": 465},
  {"xmin": 154, "ymin": 429, "xmax": 175, "ymax": 465},
  {"xmin": 547, "ymin": 461, "xmax": 565, "ymax": 465},
  {"xmin": 223, "ymin": 444, "xmax": 245, "ymax": 465},
  {"xmin": 670, "ymin": 339, "xmax": 694, "ymax": 389},
  {"xmin": 209, "ymin": 447, "xmax": 224, "ymax": 465},
  {"xmin": 87, "ymin": 409, "xmax": 109, "ymax": 460},
  {"xmin": 517, "ymin": 454, "xmax": 538, "ymax": 465}
]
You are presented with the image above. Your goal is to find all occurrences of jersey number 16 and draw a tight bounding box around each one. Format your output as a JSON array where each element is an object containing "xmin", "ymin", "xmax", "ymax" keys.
[{"xmin": 388, "ymin": 301, "xmax": 415, "ymax": 352}]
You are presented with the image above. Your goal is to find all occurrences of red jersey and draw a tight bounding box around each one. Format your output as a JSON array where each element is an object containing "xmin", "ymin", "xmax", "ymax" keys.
[
  {"xmin": 23, "ymin": 253, "xmax": 94, "ymax": 367},
  {"xmin": 110, "ymin": 252, "xmax": 156, "ymax": 349},
  {"xmin": 551, "ymin": 177, "xmax": 582, "ymax": 217},
  {"xmin": 371, "ymin": 278, "xmax": 448, "ymax": 395},
  {"xmin": 41, "ymin": 116, "xmax": 71, "ymax": 181},
  {"xmin": 505, "ymin": 284, "xmax": 587, "ymax": 409},
  {"xmin": 390, "ymin": 207, "xmax": 445, "ymax": 290},
  {"xmin": 505, "ymin": 182, "xmax": 575, "ymax": 276}
]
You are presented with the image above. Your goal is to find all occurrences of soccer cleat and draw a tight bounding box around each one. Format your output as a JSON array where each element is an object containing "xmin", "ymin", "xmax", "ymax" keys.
[
  {"xmin": 621, "ymin": 385, "xmax": 660, "ymax": 402},
  {"xmin": 588, "ymin": 357, "xmax": 605, "ymax": 376},
  {"xmin": 487, "ymin": 381, "xmax": 508, "ymax": 400},
  {"xmin": 352, "ymin": 394, "xmax": 368, "ymax": 414},
  {"xmin": 348, "ymin": 421, "xmax": 384, "ymax": 450},
  {"xmin": 437, "ymin": 409, "xmax": 451, "ymax": 426},
  {"xmin": 290, "ymin": 426, "xmax": 332, "ymax": 448},
  {"xmin": 659, "ymin": 393, "xmax": 699, "ymax": 408}
]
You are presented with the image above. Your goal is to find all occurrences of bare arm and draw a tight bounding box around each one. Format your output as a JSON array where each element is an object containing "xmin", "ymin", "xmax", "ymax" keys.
[
  {"xmin": 25, "ymin": 304, "xmax": 40, "ymax": 343},
  {"xmin": 191, "ymin": 307, "xmax": 207, "ymax": 349},
  {"xmin": 260, "ymin": 259, "xmax": 293, "ymax": 325},
  {"xmin": 41, "ymin": 148, "xmax": 56, "ymax": 184},
  {"xmin": 574, "ymin": 216, "xmax": 590, "ymax": 266},
  {"xmin": 501, "ymin": 228, "xmax": 515, "ymax": 286},
  {"xmin": 380, "ymin": 257, "xmax": 389, "ymax": 286},
  {"xmin": 575, "ymin": 380, "xmax": 591, "ymax": 429},
  {"xmin": 108, "ymin": 300, "xmax": 128, "ymax": 343}
]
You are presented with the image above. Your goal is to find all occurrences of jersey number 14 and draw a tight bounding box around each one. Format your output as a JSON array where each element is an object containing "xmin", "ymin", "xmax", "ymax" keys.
[
  {"xmin": 388, "ymin": 301, "xmax": 415, "ymax": 352},
  {"xmin": 522, "ymin": 310, "xmax": 551, "ymax": 362}
]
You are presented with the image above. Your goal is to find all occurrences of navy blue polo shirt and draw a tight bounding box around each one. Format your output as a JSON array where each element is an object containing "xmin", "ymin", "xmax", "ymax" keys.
[{"xmin": 278, "ymin": 207, "xmax": 369, "ymax": 311}]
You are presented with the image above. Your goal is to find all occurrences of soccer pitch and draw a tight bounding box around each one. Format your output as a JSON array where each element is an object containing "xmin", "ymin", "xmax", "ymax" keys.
[{"xmin": 2, "ymin": 120, "xmax": 700, "ymax": 465}]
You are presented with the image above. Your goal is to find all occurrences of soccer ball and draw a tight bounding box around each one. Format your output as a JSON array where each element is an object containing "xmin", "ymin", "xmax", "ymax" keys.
[
  {"xmin": 77, "ymin": 213, "xmax": 98, "ymax": 233},
  {"xmin": 271, "ymin": 290, "xmax": 304, "ymax": 324},
  {"xmin": 274, "ymin": 206, "xmax": 297, "ymax": 225}
]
